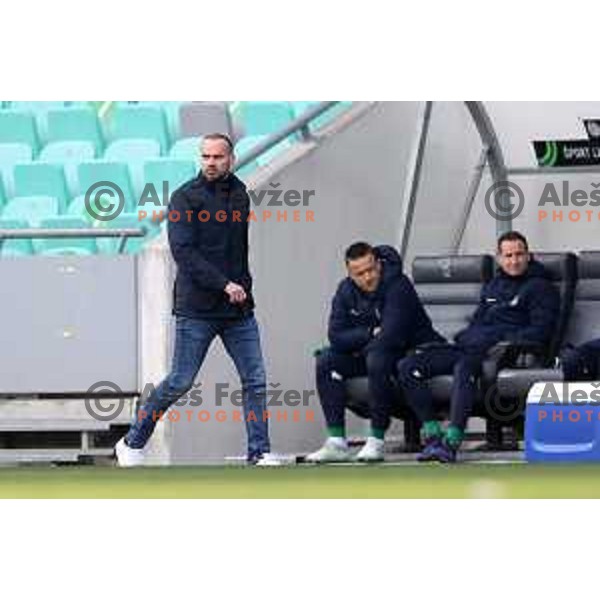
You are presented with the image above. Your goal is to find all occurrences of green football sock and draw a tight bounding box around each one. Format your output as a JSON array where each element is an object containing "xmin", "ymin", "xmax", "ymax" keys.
[
  {"xmin": 327, "ymin": 425, "xmax": 345, "ymax": 439},
  {"xmin": 422, "ymin": 420, "xmax": 442, "ymax": 439},
  {"xmin": 445, "ymin": 425, "xmax": 464, "ymax": 448}
]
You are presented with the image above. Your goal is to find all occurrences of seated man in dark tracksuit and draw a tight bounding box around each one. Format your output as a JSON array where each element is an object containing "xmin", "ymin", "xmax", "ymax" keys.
[
  {"xmin": 396, "ymin": 231, "xmax": 560, "ymax": 463},
  {"xmin": 560, "ymin": 339, "xmax": 600, "ymax": 380},
  {"xmin": 306, "ymin": 242, "xmax": 445, "ymax": 463}
]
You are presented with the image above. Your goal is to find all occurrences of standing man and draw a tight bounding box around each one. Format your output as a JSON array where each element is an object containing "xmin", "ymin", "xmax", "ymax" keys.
[
  {"xmin": 116, "ymin": 133, "xmax": 277, "ymax": 466},
  {"xmin": 306, "ymin": 242, "xmax": 445, "ymax": 463},
  {"xmin": 396, "ymin": 231, "xmax": 560, "ymax": 463}
]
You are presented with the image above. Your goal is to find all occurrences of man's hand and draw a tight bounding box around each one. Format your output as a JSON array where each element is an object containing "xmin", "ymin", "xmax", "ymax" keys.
[
  {"xmin": 224, "ymin": 282, "xmax": 247, "ymax": 304},
  {"xmin": 372, "ymin": 326, "xmax": 382, "ymax": 338}
]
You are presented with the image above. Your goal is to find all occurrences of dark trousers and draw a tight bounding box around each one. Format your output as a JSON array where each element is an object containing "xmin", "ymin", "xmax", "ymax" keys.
[
  {"xmin": 561, "ymin": 339, "xmax": 600, "ymax": 381},
  {"xmin": 315, "ymin": 347, "xmax": 400, "ymax": 433},
  {"xmin": 396, "ymin": 345, "xmax": 483, "ymax": 430}
]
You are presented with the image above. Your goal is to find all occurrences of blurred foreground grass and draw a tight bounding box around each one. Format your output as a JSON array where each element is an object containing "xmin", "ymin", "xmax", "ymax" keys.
[{"xmin": 1, "ymin": 463, "xmax": 600, "ymax": 498}]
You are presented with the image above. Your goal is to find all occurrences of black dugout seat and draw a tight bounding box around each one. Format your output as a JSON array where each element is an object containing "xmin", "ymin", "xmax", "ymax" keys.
[{"xmin": 411, "ymin": 254, "xmax": 494, "ymax": 403}]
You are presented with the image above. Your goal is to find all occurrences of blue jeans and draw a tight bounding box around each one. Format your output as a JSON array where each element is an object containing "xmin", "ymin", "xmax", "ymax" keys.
[{"xmin": 126, "ymin": 314, "xmax": 270, "ymax": 459}]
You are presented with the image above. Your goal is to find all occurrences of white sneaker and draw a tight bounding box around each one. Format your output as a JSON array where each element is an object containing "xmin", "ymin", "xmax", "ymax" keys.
[
  {"xmin": 356, "ymin": 437, "xmax": 384, "ymax": 462},
  {"xmin": 305, "ymin": 438, "xmax": 352, "ymax": 463},
  {"xmin": 115, "ymin": 437, "xmax": 145, "ymax": 468},
  {"xmin": 255, "ymin": 453, "xmax": 294, "ymax": 467}
]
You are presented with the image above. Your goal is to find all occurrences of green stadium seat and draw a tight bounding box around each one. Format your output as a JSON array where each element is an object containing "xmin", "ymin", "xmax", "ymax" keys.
[
  {"xmin": 231, "ymin": 101, "xmax": 295, "ymax": 137},
  {"xmin": 0, "ymin": 143, "xmax": 33, "ymax": 197},
  {"xmin": 104, "ymin": 138, "xmax": 161, "ymax": 198},
  {"xmin": 13, "ymin": 163, "xmax": 69, "ymax": 213},
  {"xmin": 103, "ymin": 105, "xmax": 170, "ymax": 153},
  {"xmin": 77, "ymin": 161, "xmax": 136, "ymax": 213},
  {"xmin": 40, "ymin": 140, "xmax": 97, "ymax": 197},
  {"xmin": 62, "ymin": 101, "xmax": 93, "ymax": 108},
  {"xmin": 66, "ymin": 195, "xmax": 88, "ymax": 219},
  {"xmin": 33, "ymin": 216, "xmax": 97, "ymax": 256},
  {"xmin": 10, "ymin": 102, "xmax": 66, "ymax": 112},
  {"xmin": 143, "ymin": 158, "xmax": 195, "ymax": 205},
  {"xmin": 47, "ymin": 107, "xmax": 104, "ymax": 153},
  {"xmin": 0, "ymin": 218, "xmax": 34, "ymax": 256},
  {"xmin": 95, "ymin": 212, "xmax": 154, "ymax": 254},
  {"xmin": 169, "ymin": 136, "xmax": 201, "ymax": 166},
  {"xmin": 41, "ymin": 140, "xmax": 97, "ymax": 162},
  {"xmin": 104, "ymin": 138, "xmax": 161, "ymax": 162},
  {"xmin": 162, "ymin": 101, "xmax": 184, "ymax": 141},
  {"xmin": 66, "ymin": 195, "xmax": 97, "ymax": 224},
  {"xmin": 11, "ymin": 102, "xmax": 68, "ymax": 142},
  {"xmin": 1, "ymin": 195, "xmax": 59, "ymax": 226},
  {"xmin": 0, "ymin": 110, "xmax": 40, "ymax": 153},
  {"xmin": 0, "ymin": 175, "xmax": 5, "ymax": 208},
  {"xmin": 115, "ymin": 101, "xmax": 182, "ymax": 141}
]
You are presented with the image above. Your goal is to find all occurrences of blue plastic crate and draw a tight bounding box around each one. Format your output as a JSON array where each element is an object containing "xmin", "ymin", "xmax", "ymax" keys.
[{"xmin": 525, "ymin": 382, "xmax": 600, "ymax": 462}]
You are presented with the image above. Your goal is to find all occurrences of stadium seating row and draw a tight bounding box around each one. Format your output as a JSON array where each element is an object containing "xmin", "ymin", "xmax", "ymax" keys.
[
  {"xmin": 0, "ymin": 158, "xmax": 194, "ymax": 213},
  {"xmin": 0, "ymin": 137, "xmax": 297, "ymax": 202},
  {"xmin": 0, "ymin": 101, "xmax": 352, "ymax": 154},
  {"xmin": 0, "ymin": 101, "xmax": 353, "ymax": 256}
]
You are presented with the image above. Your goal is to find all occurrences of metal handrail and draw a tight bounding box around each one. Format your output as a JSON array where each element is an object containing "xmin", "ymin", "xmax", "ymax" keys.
[
  {"xmin": 0, "ymin": 228, "xmax": 146, "ymax": 239},
  {"xmin": 0, "ymin": 227, "xmax": 147, "ymax": 255},
  {"xmin": 234, "ymin": 101, "xmax": 341, "ymax": 170},
  {"xmin": 464, "ymin": 101, "xmax": 511, "ymax": 236}
]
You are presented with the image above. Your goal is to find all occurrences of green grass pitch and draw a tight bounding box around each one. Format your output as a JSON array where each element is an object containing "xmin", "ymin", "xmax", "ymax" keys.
[{"xmin": 1, "ymin": 463, "xmax": 600, "ymax": 498}]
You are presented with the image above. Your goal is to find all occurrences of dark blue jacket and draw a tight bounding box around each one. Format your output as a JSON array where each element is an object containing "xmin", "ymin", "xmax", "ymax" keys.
[
  {"xmin": 454, "ymin": 259, "xmax": 560, "ymax": 354},
  {"xmin": 328, "ymin": 245, "xmax": 445, "ymax": 354},
  {"xmin": 168, "ymin": 171, "xmax": 254, "ymax": 319}
]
